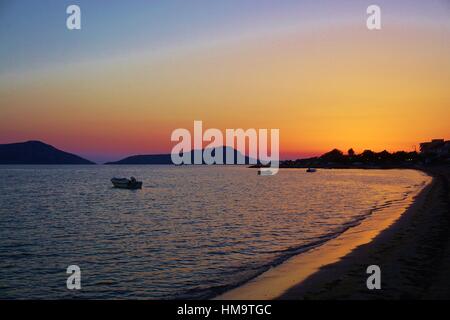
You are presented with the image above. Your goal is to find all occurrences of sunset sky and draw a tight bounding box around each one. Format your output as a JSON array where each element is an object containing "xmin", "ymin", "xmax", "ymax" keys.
[{"xmin": 1, "ymin": 0, "xmax": 449, "ymax": 162}]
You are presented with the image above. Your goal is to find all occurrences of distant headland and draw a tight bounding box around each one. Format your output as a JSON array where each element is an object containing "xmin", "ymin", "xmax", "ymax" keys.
[
  {"xmin": 0, "ymin": 141, "xmax": 95, "ymax": 165},
  {"xmin": 105, "ymin": 146, "xmax": 254, "ymax": 165}
]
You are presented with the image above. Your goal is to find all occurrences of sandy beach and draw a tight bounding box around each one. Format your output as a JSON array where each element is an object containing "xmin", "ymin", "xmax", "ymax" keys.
[{"xmin": 217, "ymin": 166, "xmax": 450, "ymax": 300}]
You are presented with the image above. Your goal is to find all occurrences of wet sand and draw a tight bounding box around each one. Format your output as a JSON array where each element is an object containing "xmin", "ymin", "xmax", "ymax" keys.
[{"xmin": 216, "ymin": 167, "xmax": 450, "ymax": 300}]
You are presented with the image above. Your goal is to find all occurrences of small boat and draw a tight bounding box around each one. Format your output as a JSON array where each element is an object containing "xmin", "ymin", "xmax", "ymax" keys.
[
  {"xmin": 111, "ymin": 177, "xmax": 143, "ymax": 189},
  {"xmin": 306, "ymin": 168, "xmax": 317, "ymax": 173},
  {"xmin": 258, "ymin": 168, "xmax": 275, "ymax": 176}
]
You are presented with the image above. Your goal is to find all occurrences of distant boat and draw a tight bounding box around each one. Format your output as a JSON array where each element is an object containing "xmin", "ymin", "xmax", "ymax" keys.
[
  {"xmin": 111, "ymin": 177, "xmax": 143, "ymax": 189},
  {"xmin": 306, "ymin": 168, "xmax": 317, "ymax": 173},
  {"xmin": 258, "ymin": 168, "xmax": 276, "ymax": 176}
]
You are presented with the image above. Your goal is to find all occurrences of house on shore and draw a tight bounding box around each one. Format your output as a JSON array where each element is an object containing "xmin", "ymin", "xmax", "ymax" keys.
[
  {"xmin": 420, "ymin": 139, "xmax": 450, "ymax": 164},
  {"xmin": 420, "ymin": 139, "xmax": 450, "ymax": 156}
]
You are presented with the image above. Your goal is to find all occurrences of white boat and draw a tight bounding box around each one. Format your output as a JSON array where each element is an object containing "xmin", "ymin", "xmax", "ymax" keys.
[
  {"xmin": 258, "ymin": 168, "xmax": 276, "ymax": 176},
  {"xmin": 111, "ymin": 177, "xmax": 142, "ymax": 189},
  {"xmin": 306, "ymin": 168, "xmax": 317, "ymax": 173}
]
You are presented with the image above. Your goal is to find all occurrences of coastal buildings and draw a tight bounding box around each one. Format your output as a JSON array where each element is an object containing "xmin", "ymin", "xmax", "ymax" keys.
[{"xmin": 420, "ymin": 139, "xmax": 450, "ymax": 156}]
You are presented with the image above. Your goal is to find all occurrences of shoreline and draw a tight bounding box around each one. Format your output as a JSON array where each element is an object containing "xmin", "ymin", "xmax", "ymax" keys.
[{"xmin": 216, "ymin": 167, "xmax": 448, "ymax": 300}]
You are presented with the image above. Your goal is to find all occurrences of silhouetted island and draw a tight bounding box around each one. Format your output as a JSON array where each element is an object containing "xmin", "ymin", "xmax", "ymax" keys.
[
  {"xmin": 0, "ymin": 141, "xmax": 95, "ymax": 165},
  {"xmin": 105, "ymin": 154, "xmax": 173, "ymax": 165},
  {"xmin": 105, "ymin": 146, "xmax": 254, "ymax": 165}
]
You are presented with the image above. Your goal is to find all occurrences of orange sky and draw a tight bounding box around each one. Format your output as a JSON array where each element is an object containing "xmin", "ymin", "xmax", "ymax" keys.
[{"xmin": 1, "ymin": 3, "xmax": 449, "ymax": 162}]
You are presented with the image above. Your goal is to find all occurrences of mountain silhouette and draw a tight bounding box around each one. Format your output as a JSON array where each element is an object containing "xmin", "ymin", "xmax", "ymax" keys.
[
  {"xmin": 105, "ymin": 146, "xmax": 256, "ymax": 165},
  {"xmin": 0, "ymin": 141, "xmax": 95, "ymax": 164}
]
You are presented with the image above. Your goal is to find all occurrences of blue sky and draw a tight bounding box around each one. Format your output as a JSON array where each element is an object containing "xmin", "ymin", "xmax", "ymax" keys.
[{"xmin": 2, "ymin": 0, "xmax": 448, "ymax": 75}]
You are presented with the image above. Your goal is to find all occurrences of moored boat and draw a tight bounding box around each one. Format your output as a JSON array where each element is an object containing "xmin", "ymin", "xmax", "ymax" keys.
[
  {"xmin": 111, "ymin": 177, "xmax": 143, "ymax": 189},
  {"xmin": 258, "ymin": 168, "xmax": 276, "ymax": 176}
]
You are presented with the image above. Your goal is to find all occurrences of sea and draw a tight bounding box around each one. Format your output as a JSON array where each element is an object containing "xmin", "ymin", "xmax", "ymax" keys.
[{"xmin": 0, "ymin": 165, "xmax": 429, "ymax": 299}]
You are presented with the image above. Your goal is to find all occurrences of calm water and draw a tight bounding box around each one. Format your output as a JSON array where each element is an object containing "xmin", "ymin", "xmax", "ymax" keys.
[{"xmin": 0, "ymin": 166, "xmax": 429, "ymax": 299}]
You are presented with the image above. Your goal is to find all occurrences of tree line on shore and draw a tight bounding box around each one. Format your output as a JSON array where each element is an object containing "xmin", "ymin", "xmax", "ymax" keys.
[{"xmin": 280, "ymin": 148, "xmax": 449, "ymax": 169}]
